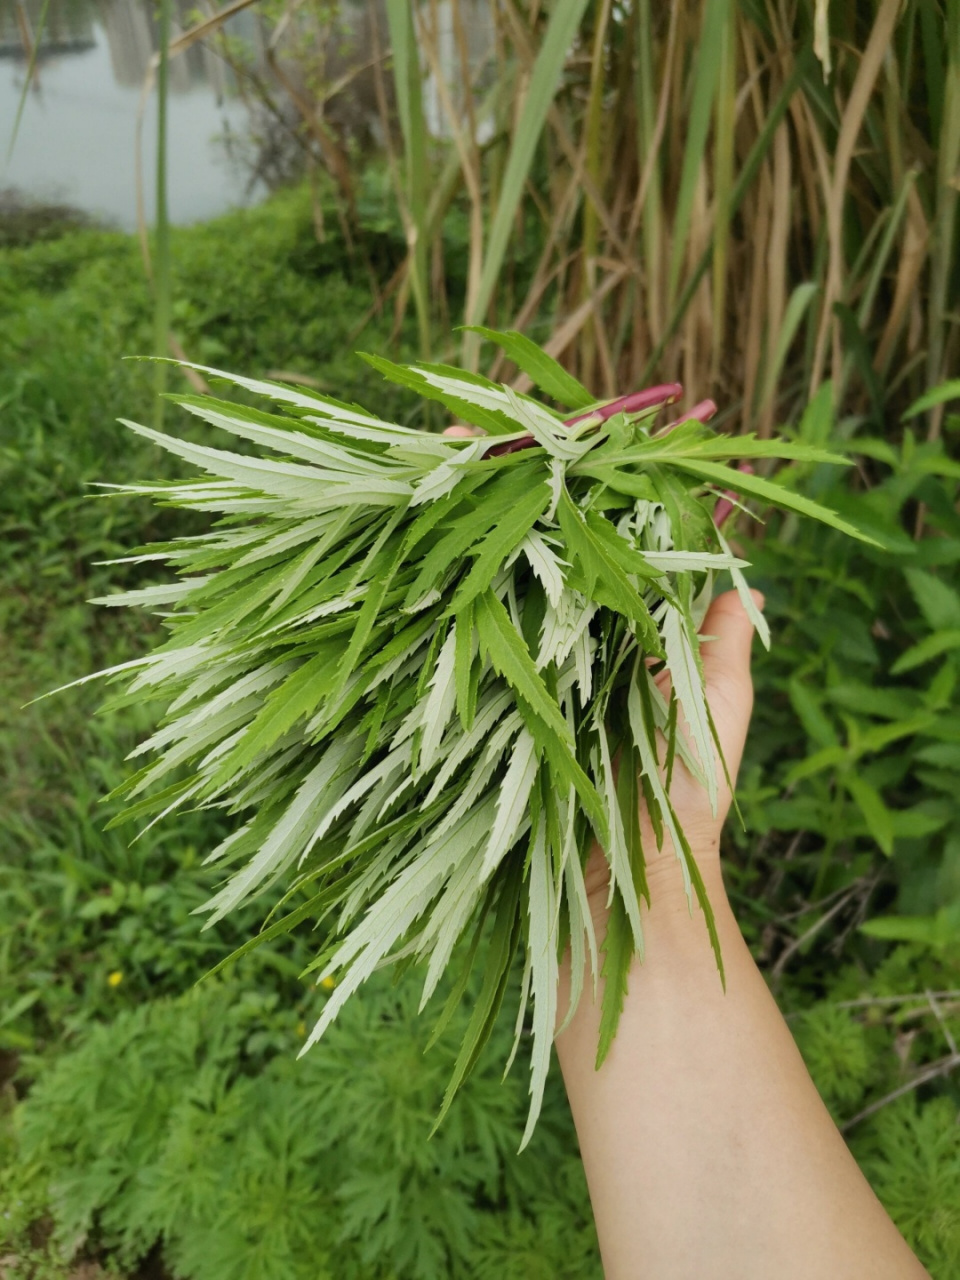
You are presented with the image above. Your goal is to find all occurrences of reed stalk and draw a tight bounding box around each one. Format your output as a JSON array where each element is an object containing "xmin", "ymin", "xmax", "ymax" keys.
[
  {"xmin": 19, "ymin": 1, "xmax": 953, "ymax": 437},
  {"xmin": 153, "ymin": 0, "xmax": 172, "ymax": 430},
  {"xmin": 338, "ymin": 0, "xmax": 957, "ymax": 431}
]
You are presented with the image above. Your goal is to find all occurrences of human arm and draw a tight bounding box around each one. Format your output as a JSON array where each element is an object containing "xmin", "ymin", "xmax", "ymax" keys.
[{"xmin": 554, "ymin": 590, "xmax": 929, "ymax": 1280}]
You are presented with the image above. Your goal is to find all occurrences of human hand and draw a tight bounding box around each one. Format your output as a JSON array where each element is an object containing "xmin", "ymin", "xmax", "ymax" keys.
[
  {"xmin": 438, "ymin": 426, "xmax": 764, "ymax": 929},
  {"xmin": 553, "ymin": 584, "xmax": 927, "ymax": 1280},
  {"xmin": 582, "ymin": 587, "xmax": 764, "ymax": 932}
]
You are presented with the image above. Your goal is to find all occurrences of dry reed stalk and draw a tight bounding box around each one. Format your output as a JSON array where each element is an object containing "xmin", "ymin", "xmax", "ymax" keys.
[
  {"xmin": 111, "ymin": 0, "xmax": 957, "ymax": 444},
  {"xmin": 809, "ymin": 0, "xmax": 902, "ymax": 394}
]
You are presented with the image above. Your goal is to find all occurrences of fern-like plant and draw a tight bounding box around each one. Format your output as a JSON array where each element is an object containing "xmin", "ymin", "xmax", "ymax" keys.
[{"xmin": 71, "ymin": 330, "xmax": 870, "ymax": 1142}]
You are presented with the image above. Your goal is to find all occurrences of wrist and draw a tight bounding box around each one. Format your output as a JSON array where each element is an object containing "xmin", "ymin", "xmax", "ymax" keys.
[
  {"xmin": 558, "ymin": 843, "xmax": 737, "ymax": 1031},
  {"xmin": 588, "ymin": 838, "xmax": 729, "ymax": 941},
  {"xmin": 649, "ymin": 846, "xmax": 729, "ymax": 937}
]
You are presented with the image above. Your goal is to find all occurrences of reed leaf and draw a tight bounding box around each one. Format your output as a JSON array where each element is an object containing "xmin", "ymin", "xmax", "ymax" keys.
[{"xmin": 467, "ymin": 0, "xmax": 592, "ymax": 331}]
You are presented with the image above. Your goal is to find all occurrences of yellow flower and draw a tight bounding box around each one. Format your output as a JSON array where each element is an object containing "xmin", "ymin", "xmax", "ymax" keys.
[
  {"xmin": 296, "ymin": 1020, "xmax": 307, "ymax": 1038},
  {"xmin": 107, "ymin": 970, "xmax": 124, "ymax": 988},
  {"xmin": 320, "ymin": 975, "xmax": 336, "ymax": 991}
]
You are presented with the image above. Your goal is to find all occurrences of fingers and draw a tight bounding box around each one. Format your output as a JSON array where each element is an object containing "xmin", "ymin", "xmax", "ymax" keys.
[
  {"xmin": 698, "ymin": 589, "xmax": 764, "ymax": 778},
  {"xmin": 443, "ymin": 425, "xmax": 481, "ymax": 437}
]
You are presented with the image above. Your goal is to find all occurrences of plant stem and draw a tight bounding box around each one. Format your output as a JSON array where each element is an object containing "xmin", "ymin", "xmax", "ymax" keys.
[{"xmin": 154, "ymin": 0, "xmax": 172, "ymax": 431}]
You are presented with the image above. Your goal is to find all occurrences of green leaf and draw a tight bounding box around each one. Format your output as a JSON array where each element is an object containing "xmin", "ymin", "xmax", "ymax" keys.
[
  {"xmin": 682, "ymin": 835, "xmax": 725, "ymax": 989},
  {"xmin": 556, "ymin": 487, "xmax": 661, "ymax": 650},
  {"xmin": 217, "ymin": 646, "xmax": 340, "ymax": 777},
  {"xmin": 661, "ymin": 596, "xmax": 716, "ymax": 810},
  {"xmin": 424, "ymin": 891, "xmax": 494, "ymax": 1053},
  {"xmin": 581, "ymin": 508, "xmax": 662, "ymax": 580},
  {"xmin": 616, "ymin": 742, "xmax": 649, "ymax": 907},
  {"xmin": 630, "ymin": 662, "xmax": 725, "ymax": 983},
  {"xmin": 860, "ymin": 906, "xmax": 960, "ymax": 949},
  {"xmin": 474, "ymin": 591, "xmax": 573, "ymax": 750},
  {"xmin": 476, "ymin": 590, "xmax": 608, "ymax": 841},
  {"xmin": 451, "ymin": 479, "xmax": 550, "ymax": 611},
  {"xmin": 333, "ymin": 530, "xmax": 409, "ymax": 695},
  {"xmin": 168, "ymin": 393, "xmax": 382, "ymax": 468},
  {"xmin": 902, "ymin": 380, "xmax": 960, "ymax": 420},
  {"xmin": 206, "ymin": 881, "xmax": 349, "ymax": 977},
  {"xmin": 360, "ymin": 352, "xmax": 518, "ymax": 436},
  {"xmin": 888, "ymin": 808, "xmax": 949, "ymax": 839},
  {"xmin": 788, "ymin": 678, "xmax": 839, "ymax": 748},
  {"xmin": 401, "ymin": 470, "xmax": 494, "ymax": 555},
  {"xmin": 891, "ymin": 629, "xmax": 960, "ymax": 674},
  {"xmin": 844, "ymin": 775, "xmax": 894, "ymax": 856},
  {"xmin": 784, "ymin": 745, "xmax": 849, "ymax": 785},
  {"xmin": 403, "ymin": 462, "xmax": 542, "ymax": 610},
  {"xmin": 797, "ymin": 381, "xmax": 837, "ymax": 447},
  {"xmin": 856, "ymin": 713, "xmax": 934, "ymax": 755},
  {"xmin": 432, "ymin": 862, "xmax": 522, "ymax": 1131},
  {"xmin": 454, "ymin": 602, "xmax": 477, "ymax": 730},
  {"xmin": 715, "ymin": 526, "xmax": 770, "ymax": 649},
  {"xmin": 668, "ymin": 458, "xmax": 881, "ymax": 545},
  {"xmin": 595, "ymin": 893, "xmax": 633, "ymax": 1069},
  {"xmin": 520, "ymin": 814, "xmax": 559, "ymax": 1151},
  {"xmin": 463, "ymin": 326, "xmax": 594, "ymax": 409},
  {"xmin": 905, "ymin": 569, "xmax": 960, "ymax": 631}
]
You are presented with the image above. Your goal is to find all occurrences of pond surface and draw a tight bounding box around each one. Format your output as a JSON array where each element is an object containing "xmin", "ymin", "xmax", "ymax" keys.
[{"xmin": 0, "ymin": 0, "xmax": 265, "ymax": 229}]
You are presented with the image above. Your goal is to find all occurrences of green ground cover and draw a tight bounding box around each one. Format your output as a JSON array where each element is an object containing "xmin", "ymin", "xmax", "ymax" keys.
[{"xmin": 1, "ymin": 185, "xmax": 959, "ymax": 1278}]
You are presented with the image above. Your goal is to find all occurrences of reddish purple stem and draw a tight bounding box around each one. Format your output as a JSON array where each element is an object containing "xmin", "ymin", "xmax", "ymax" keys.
[
  {"xmin": 486, "ymin": 435, "xmax": 540, "ymax": 457},
  {"xmin": 486, "ymin": 390, "xmax": 749, "ymax": 530},
  {"xmin": 564, "ymin": 383, "xmax": 683, "ymax": 427},
  {"xmin": 713, "ymin": 462, "xmax": 755, "ymax": 527},
  {"xmin": 487, "ymin": 383, "xmax": 684, "ymax": 457},
  {"xmin": 661, "ymin": 398, "xmax": 718, "ymax": 432}
]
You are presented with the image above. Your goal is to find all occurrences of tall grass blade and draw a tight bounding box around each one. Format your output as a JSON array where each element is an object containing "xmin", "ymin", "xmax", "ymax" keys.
[
  {"xmin": 153, "ymin": 0, "xmax": 172, "ymax": 430},
  {"xmin": 467, "ymin": 0, "xmax": 592, "ymax": 329},
  {"xmin": 633, "ymin": 0, "xmax": 668, "ymax": 346},
  {"xmin": 643, "ymin": 45, "xmax": 815, "ymax": 382},
  {"xmin": 4, "ymin": 0, "xmax": 51, "ymax": 167},
  {"xmin": 386, "ymin": 0, "xmax": 431, "ymax": 358},
  {"xmin": 667, "ymin": 0, "xmax": 729, "ymax": 308},
  {"xmin": 810, "ymin": 0, "xmax": 903, "ymax": 392},
  {"xmin": 927, "ymin": 0, "xmax": 960, "ymax": 428},
  {"xmin": 711, "ymin": 0, "xmax": 737, "ymax": 373},
  {"xmin": 757, "ymin": 282, "xmax": 819, "ymax": 423}
]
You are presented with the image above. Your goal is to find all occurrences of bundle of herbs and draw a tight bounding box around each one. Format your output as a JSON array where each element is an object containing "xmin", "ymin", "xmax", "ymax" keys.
[{"xmin": 77, "ymin": 330, "xmax": 869, "ymax": 1144}]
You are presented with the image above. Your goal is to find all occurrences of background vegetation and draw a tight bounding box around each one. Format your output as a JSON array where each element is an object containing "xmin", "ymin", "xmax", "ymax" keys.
[{"xmin": 2, "ymin": 1, "xmax": 960, "ymax": 1276}]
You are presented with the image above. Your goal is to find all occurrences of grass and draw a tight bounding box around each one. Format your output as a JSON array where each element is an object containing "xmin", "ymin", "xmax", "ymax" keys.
[
  {"xmin": 1, "ymin": 0, "xmax": 959, "ymax": 1267},
  {"xmin": 0, "ymin": 178, "xmax": 959, "ymax": 1277},
  {"xmin": 0, "ymin": 182, "xmax": 416, "ymax": 1054},
  {"xmin": 208, "ymin": 0, "xmax": 959, "ymax": 441}
]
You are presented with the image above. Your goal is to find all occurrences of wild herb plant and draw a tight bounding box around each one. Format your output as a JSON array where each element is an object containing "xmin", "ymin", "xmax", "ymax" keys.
[
  {"xmin": 78, "ymin": 331, "xmax": 872, "ymax": 1141},
  {"xmin": 3, "ymin": 200, "xmax": 959, "ymax": 1280},
  {"xmin": 0, "ymin": 188, "xmax": 412, "ymax": 1064},
  {"xmin": 7, "ymin": 945, "xmax": 959, "ymax": 1280},
  {"xmin": 9, "ymin": 973, "xmax": 601, "ymax": 1280},
  {"xmin": 731, "ymin": 384, "xmax": 960, "ymax": 956}
]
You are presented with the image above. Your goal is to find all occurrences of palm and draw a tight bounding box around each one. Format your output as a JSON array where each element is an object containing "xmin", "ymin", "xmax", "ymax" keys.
[{"xmin": 582, "ymin": 589, "xmax": 761, "ymax": 921}]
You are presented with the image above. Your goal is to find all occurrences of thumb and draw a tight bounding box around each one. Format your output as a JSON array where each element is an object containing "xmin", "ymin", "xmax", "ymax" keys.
[{"xmin": 698, "ymin": 589, "xmax": 763, "ymax": 777}]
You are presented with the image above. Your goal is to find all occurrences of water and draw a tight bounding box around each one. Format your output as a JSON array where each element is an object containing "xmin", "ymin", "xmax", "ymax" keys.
[{"xmin": 0, "ymin": 0, "xmax": 265, "ymax": 229}]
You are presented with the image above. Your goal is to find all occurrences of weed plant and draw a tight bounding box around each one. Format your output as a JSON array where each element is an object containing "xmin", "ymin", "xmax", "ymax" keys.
[
  {"xmin": 0, "ymin": 184, "xmax": 415, "ymax": 1064},
  {"xmin": 1, "ymin": 181, "xmax": 959, "ymax": 1275}
]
